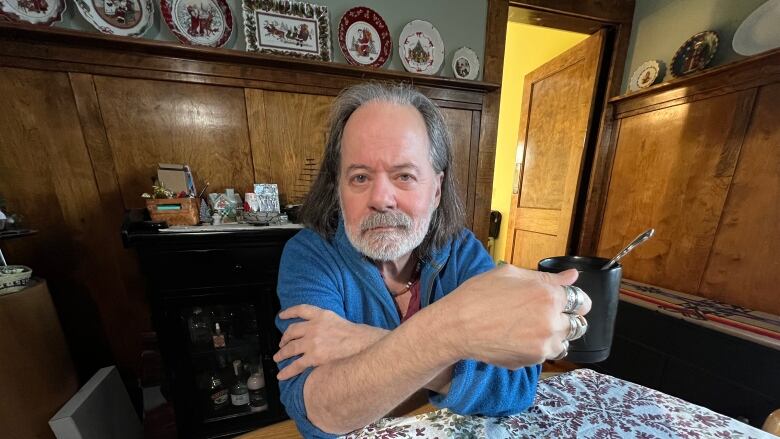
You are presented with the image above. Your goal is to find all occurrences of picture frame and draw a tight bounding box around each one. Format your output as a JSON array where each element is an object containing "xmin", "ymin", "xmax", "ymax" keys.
[{"xmin": 243, "ymin": 0, "xmax": 331, "ymax": 61}]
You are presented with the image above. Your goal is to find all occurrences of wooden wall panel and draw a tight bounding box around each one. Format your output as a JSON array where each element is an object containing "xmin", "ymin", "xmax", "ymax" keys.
[
  {"xmin": 246, "ymin": 90, "xmax": 333, "ymax": 206},
  {"xmin": 440, "ymin": 107, "xmax": 473, "ymax": 211},
  {"xmin": 0, "ymin": 67, "xmax": 133, "ymax": 379},
  {"xmin": 597, "ymin": 90, "xmax": 752, "ymax": 294},
  {"xmin": 700, "ymin": 83, "xmax": 780, "ymax": 315},
  {"xmin": 93, "ymin": 77, "xmax": 255, "ymax": 208}
]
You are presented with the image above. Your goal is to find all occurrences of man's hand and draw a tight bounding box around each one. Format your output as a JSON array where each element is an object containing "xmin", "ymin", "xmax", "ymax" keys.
[
  {"xmin": 274, "ymin": 304, "xmax": 388, "ymax": 380},
  {"xmin": 435, "ymin": 265, "xmax": 590, "ymax": 370}
]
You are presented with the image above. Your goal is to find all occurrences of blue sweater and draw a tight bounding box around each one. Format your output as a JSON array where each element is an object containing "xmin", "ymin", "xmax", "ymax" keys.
[{"xmin": 275, "ymin": 221, "xmax": 541, "ymax": 438}]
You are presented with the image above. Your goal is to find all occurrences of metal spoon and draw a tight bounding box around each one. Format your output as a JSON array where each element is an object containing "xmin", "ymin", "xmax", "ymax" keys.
[{"xmin": 601, "ymin": 228, "xmax": 655, "ymax": 270}]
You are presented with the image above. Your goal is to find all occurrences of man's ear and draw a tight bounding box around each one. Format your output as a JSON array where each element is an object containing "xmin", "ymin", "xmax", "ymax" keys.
[{"xmin": 434, "ymin": 172, "xmax": 444, "ymax": 207}]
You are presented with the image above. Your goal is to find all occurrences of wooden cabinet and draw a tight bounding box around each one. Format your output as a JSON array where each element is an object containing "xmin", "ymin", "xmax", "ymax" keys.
[
  {"xmin": 0, "ymin": 23, "xmax": 498, "ymax": 379},
  {"xmin": 585, "ymin": 48, "xmax": 780, "ymax": 315}
]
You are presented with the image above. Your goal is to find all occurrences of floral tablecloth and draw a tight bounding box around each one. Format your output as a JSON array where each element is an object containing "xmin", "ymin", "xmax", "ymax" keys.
[{"xmin": 344, "ymin": 368, "xmax": 773, "ymax": 438}]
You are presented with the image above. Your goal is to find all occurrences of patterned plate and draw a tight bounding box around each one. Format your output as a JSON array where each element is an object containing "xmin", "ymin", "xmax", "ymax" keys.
[
  {"xmin": 671, "ymin": 30, "xmax": 718, "ymax": 78},
  {"xmin": 0, "ymin": 0, "xmax": 65, "ymax": 25},
  {"xmin": 629, "ymin": 59, "xmax": 663, "ymax": 91},
  {"xmin": 160, "ymin": 0, "xmax": 233, "ymax": 47},
  {"xmin": 338, "ymin": 6, "xmax": 391, "ymax": 68},
  {"xmin": 399, "ymin": 20, "xmax": 444, "ymax": 75},
  {"xmin": 74, "ymin": 0, "xmax": 154, "ymax": 37},
  {"xmin": 452, "ymin": 46, "xmax": 479, "ymax": 80}
]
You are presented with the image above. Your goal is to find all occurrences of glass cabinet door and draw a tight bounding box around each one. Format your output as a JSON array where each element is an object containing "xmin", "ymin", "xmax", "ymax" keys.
[{"xmin": 180, "ymin": 302, "xmax": 272, "ymax": 424}]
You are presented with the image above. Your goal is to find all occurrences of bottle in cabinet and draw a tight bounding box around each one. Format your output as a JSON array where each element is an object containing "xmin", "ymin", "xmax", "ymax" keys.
[
  {"xmin": 247, "ymin": 364, "xmax": 268, "ymax": 412},
  {"xmin": 230, "ymin": 360, "xmax": 250, "ymax": 407},
  {"xmin": 207, "ymin": 370, "xmax": 229, "ymax": 411}
]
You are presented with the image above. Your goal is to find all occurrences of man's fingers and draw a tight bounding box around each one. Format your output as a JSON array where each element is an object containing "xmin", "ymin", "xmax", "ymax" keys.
[
  {"xmin": 279, "ymin": 322, "xmax": 307, "ymax": 348},
  {"xmin": 278, "ymin": 304, "xmax": 323, "ymax": 320},
  {"xmin": 276, "ymin": 357, "xmax": 311, "ymax": 381},
  {"xmin": 273, "ymin": 340, "xmax": 303, "ymax": 363}
]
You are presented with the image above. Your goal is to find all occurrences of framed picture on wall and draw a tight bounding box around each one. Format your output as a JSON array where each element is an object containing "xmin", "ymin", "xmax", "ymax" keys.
[{"xmin": 243, "ymin": 0, "xmax": 331, "ymax": 61}]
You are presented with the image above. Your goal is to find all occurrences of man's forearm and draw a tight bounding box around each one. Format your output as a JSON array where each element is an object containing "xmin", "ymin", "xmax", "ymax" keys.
[{"xmin": 303, "ymin": 305, "xmax": 458, "ymax": 434}]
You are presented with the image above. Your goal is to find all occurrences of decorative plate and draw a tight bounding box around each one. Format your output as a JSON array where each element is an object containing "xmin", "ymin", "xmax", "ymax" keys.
[
  {"xmin": 74, "ymin": 0, "xmax": 154, "ymax": 36},
  {"xmin": 160, "ymin": 0, "xmax": 233, "ymax": 47},
  {"xmin": 338, "ymin": 6, "xmax": 391, "ymax": 68},
  {"xmin": 733, "ymin": 0, "xmax": 780, "ymax": 56},
  {"xmin": 399, "ymin": 20, "xmax": 444, "ymax": 75},
  {"xmin": 243, "ymin": 0, "xmax": 331, "ymax": 62},
  {"xmin": 452, "ymin": 46, "xmax": 479, "ymax": 80},
  {"xmin": 0, "ymin": 0, "xmax": 65, "ymax": 25},
  {"xmin": 670, "ymin": 31, "xmax": 718, "ymax": 78},
  {"xmin": 629, "ymin": 60, "xmax": 663, "ymax": 91}
]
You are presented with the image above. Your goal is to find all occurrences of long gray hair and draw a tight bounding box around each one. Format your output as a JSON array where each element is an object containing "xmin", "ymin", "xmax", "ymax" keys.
[{"xmin": 299, "ymin": 82, "xmax": 465, "ymax": 258}]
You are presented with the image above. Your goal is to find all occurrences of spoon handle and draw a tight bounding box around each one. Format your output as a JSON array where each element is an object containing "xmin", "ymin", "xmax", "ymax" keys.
[{"xmin": 601, "ymin": 228, "xmax": 655, "ymax": 270}]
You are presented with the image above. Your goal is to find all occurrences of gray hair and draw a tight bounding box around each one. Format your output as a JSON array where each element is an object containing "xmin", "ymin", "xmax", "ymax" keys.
[{"xmin": 299, "ymin": 82, "xmax": 465, "ymax": 258}]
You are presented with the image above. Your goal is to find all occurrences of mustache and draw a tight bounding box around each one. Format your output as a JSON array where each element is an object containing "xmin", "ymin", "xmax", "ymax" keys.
[{"xmin": 360, "ymin": 211, "xmax": 412, "ymax": 232}]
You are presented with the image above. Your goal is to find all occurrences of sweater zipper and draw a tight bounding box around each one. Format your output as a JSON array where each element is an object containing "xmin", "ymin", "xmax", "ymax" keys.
[{"xmin": 422, "ymin": 261, "xmax": 444, "ymax": 308}]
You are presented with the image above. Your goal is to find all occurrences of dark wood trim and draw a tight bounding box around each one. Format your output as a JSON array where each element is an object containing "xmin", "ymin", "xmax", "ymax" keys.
[
  {"xmin": 472, "ymin": 0, "xmax": 510, "ymax": 243},
  {"xmin": 0, "ymin": 22, "xmax": 499, "ymax": 94},
  {"xmin": 509, "ymin": 0, "xmax": 634, "ymax": 24},
  {"xmin": 507, "ymin": 6, "xmax": 604, "ymax": 34}
]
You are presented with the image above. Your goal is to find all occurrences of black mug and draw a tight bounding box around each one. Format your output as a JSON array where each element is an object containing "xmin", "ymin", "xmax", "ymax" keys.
[{"xmin": 538, "ymin": 256, "xmax": 622, "ymax": 363}]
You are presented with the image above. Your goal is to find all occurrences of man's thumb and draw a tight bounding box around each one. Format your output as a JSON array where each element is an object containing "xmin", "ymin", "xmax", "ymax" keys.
[{"xmin": 543, "ymin": 268, "xmax": 579, "ymax": 286}]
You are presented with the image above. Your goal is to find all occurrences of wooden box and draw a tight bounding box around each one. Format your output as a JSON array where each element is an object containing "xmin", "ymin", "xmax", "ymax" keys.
[{"xmin": 145, "ymin": 198, "xmax": 200, "ymax": 226}]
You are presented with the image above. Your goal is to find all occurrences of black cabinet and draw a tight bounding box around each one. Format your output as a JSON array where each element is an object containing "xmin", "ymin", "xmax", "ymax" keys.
[{"xmin": 124, "ymin": 223, "xmax": 301, "ymax": 438}]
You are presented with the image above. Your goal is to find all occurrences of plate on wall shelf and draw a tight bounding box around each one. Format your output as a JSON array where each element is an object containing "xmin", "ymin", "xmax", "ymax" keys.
[
  {"xmin": 399, "ymin": 19, "xmax": 444, "ymax": 75},
  {"xmin": 452, "ymin": 46, "xmax": 479, "ymax": 80},
  {"xmin": 0, "ymin": 0, "xmax": 65, "ymax": 25},
  {"xmin": 733, "ymin": 0, "xmax": 780, "ymax": 56},
  {"xmin": 338, "ymin": 6, "xmax": 391, "ymax": 68},
  {"xmin": 74, "ymin": 0, "xmax": 154, "ymax": 37},
  {"xmin": 670, "ymin": 31, "xmax": 718, "ymax": 78},
  {"xmin": 628, "ymin": 60, "xmax": 663, "ymax": 91},
  {"xmin": 160, "ymin": 0, "xmax": 233, "ymax": 47}
]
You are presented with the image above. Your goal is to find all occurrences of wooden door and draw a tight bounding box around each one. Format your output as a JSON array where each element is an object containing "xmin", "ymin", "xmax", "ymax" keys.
[{"xmin": 505, "ymin": 30, "xmax": 605, "ymax": 268}]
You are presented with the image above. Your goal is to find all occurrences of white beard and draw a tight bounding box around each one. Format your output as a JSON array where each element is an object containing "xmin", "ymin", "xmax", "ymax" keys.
[{"xmin": 341, "ymin": 201, "xmax": 435, "ymax": 261}]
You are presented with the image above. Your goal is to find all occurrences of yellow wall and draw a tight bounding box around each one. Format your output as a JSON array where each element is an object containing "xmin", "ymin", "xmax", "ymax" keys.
[{"xmin": 490, "ymin": 21, "xmax": 588, "ymax": 262}]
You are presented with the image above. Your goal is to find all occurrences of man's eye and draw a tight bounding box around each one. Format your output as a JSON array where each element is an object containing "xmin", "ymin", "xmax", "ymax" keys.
[
  {"xmin": 399, "ymin": 174, "xmax": 414, "ymax": 182},
  {"xmin": 351, "ymin": 175, "xmax": 367, "ymax": 183}
]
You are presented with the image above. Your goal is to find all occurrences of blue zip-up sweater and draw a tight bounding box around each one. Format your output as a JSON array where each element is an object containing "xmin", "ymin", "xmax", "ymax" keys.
[{"xmin": 275, "ymin": 221, "xmax": 541, "ymax": 438}]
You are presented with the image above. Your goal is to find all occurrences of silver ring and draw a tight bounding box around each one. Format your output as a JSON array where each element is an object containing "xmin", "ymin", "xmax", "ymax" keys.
[
  {"xmin": 551, "ymin": 340, "xmax": 569, "ymax": 360},
  {"xmin": 566, "ymin": 314, "xmax": 588, "ymax": 341},
  {"xmin": 562, "ymin": 285, "xmax": 585, "ymax": 314}
]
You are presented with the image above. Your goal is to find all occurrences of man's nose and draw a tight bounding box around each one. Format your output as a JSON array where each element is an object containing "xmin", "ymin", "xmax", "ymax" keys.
[{"xmin": 367, "ymin": 176, "xmax": 397, "ymax": 212}]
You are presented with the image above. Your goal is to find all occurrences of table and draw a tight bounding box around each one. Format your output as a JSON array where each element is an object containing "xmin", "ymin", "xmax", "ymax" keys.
[{"xmin": 245, "ymin": 369, "xmax": 774, "ymax": 438}]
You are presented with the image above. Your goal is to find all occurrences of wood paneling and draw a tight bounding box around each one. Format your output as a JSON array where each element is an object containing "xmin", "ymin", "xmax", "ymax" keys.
[
  {"xmin": 700, "ymin": 83, "xmax": 780, "ymax": 315},
  {"xmin": 440, "ymin": 107, "xmax": 474, "ymax": 210},
  {"xmin": 94, "ymin": 76, "xmax": 255, "ymax": 207},
  {"xmin": 0, "ymin": 66, "xmax": 130, "ymax": 378},
  {"xmin": 246, "ymin": 90, "xmax": 333, "ymax": 206},
  {"xmin": 596, "ymin": 90, "xmax": 753, "ymax": 294}
]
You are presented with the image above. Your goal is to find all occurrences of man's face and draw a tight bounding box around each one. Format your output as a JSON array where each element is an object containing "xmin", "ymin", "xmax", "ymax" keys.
[{"xmin": 338, "ymin": 101, "xmax": 443, "ymax": 261}]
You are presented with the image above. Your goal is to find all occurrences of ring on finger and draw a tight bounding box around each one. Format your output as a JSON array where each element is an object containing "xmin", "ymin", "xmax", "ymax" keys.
[
  {"xmin": 551, "ymin": 339, "xmax": 569, "ymax": 360},
  {"xmin": 562, "ymin": 285, "xmax": 585, "ymax": 314},
  {"xmin": 566, "ymin": 314, "xmax": 588, "ymax": 341}
]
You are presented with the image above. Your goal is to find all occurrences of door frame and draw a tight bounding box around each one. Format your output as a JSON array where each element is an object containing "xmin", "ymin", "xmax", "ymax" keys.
[{"xmin": 483, "ymin": 0, "xmax": 635, "ymax": 255}]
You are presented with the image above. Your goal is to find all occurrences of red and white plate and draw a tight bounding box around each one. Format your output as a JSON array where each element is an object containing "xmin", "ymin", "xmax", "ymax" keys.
[
  {"xmin": 74, "ymin": 0, "xmax": 153, "ymax": 37},
  {"xmin": 0, "ymin": 0, "xmax": 65, "ymax": 25},
  {"xmin": 338, "ymin": 6, "xmax": 391, "ymax": 68},
  {"xmin": 161, "ymin": 0, "xmax": 233, "ymax": 47},
  {"xmin": 399, "ymin": 20, "xmax": 444, "ymax": 75}
]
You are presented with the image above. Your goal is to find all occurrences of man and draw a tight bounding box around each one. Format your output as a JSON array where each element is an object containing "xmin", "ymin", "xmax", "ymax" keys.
[{"xmin": 272, "ymin": 83, "xmax": 591, "ymax": 438}]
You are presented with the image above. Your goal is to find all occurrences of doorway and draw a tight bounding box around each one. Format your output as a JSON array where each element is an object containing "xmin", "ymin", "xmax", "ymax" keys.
[{"xmin": 490, "ymin": 3, "xmax": 624, "ymax": 267}]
